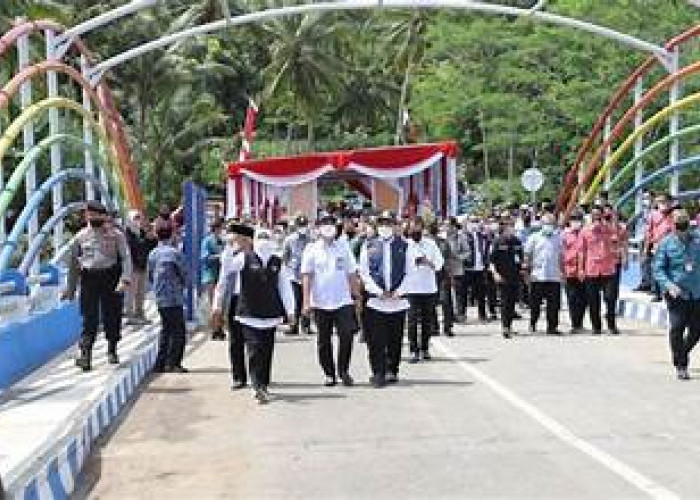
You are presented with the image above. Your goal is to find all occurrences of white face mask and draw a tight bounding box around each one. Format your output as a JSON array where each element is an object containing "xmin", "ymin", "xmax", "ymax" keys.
[
  {"xmin": 489, "ymin": 223, "xmax": 499, "ymax": 232},
  {"xmin": 438, "ymin": 231, "xmax": 448, "ymax": 240},
  {"xmin": 320, "ymin": 225, "xmax": 336, "ymax": 240},
  {"xmin": 298, "ymin": 226, "xmax": 308, "ymax": 236},
  {"xmin": 378, "ymin": 226, "xmax": 393, "ymax": 239},
  {"xmin": 255, "ymin": 238, "xmax": 274, "ymax": 258},
  {"xmin": 570, "ymin": 221, "xmax": 582, "ymax": 230}
]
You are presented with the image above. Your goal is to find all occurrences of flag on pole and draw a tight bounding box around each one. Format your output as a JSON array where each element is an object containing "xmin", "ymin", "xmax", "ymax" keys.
[{"xmin": 229, "ymin": 98, "xmax": 259, "ymax": 218}]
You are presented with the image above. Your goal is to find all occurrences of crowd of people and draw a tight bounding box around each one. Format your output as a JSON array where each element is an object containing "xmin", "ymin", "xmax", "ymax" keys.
[{"xmin": 61, "ymin": 191, "xmax": 700, "ymax": 403}]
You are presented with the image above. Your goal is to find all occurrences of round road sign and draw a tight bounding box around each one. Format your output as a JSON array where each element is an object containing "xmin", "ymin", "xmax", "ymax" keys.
[{"xmin": 521, "ymin": 168, "xmax": 544, "ymax": 193}]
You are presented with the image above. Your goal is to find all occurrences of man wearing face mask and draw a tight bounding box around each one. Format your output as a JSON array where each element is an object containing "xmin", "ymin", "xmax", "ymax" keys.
[
  {"xmin": 489, "ymin": 216, "xmax": 523, "ymax": 338},
  {"xmin": 462, "ymin": 215, "xmax": 489, "ymax": 323},
  {"xmin": 579, "ymin": 206, "xmax": 618, "ymax": 335},
  {"xmin": 646, "ymin": 193, "xmax": 675, "ymax": 302},
  {"xmin": 429, "ymin": 223, "xmax": 455, "ymax": 337},
  {"xmin": 63, "ymin": 201, "xmax": 133, "ymax": 371},
  {"xmin": 634, "ymin": 190, "xmax": 654, "ymax": 292},
  {"xmin": 124, "ymin": 210, "xmax": 156, "ymax": 325},
  {"xmin": 301, "ymin": 214, "xmax": 361, "ymax": 387},
  {"xmin": 653, "ymin": 208, "xmax": 700, "ymax": 380},
  {"xmin": 604, "ymin": 204, "xmax": 629, "ymax": 324},
  {"xmin": 212, "ymin": 222, "xmax": 248, "ymax": 390},
  {"xmin": 223, "ymin": 225, "xmax": 296, "ymax": 404},
  {"xmin": 359, "ymin": 211, "xmax": 410, "ymax": 387},
  {"xmin": 524, "ymin": 212, "xmax": 564, "ymax": 335},
  {"xmin": 202, "ymin": 219, "xmax": 225, "ymax": 340},
  {"xmin": 562, "ymin": 212, "xmax": 587, "ymax": 334},
  {"xmin": 282, "ymin": 214, "xmax": 313, "ymax": 335},
  {"xmin": 403, "ymin": 217, "xmax": 444, "ymax": 362},
  {"xmin": 484, "ymin": 216, "xmax": 500, "ymax": 321}
]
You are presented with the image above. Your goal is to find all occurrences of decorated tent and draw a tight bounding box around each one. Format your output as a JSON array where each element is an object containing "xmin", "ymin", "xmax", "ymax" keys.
[{"xmin": 226, "ymin": 141, "xmax": 458, "ymax": 220}]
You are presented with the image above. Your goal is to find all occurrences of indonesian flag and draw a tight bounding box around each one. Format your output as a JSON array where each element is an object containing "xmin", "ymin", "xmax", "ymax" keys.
[{"xmin": 239, "ymin": 98, "xmax": 259, "ymax": 162}]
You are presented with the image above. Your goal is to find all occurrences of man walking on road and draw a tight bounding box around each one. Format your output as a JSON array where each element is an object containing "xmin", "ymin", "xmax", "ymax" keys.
[
  {"xmin": 64, "ymin": 201, "xmax": 132, "ymax": 372},
  {"xmin": 359, "ymin": 211, "xmax": 410, "ymax": 387},
  {"xmin": 301, "ymin": 213, "xmax": 361, "ymax": 387},
  {"xmin": 489, "ymin": 216, "xmax": 523, "ymax": 339},
  {"xmin": 283, "ymin": 214, "xmax": 313, "ymax": 335},
  {"xmin": 563, "ymin": 212, "xmax": 587, "ymax": 334},
  {"xmin": 653, "ymin": 208, "xmax": 700, "ymax": 380}
]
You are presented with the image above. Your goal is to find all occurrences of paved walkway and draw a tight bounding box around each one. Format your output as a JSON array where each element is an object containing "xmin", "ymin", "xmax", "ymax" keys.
[{"xmin": 73, "ymin": 308, "xmax": 700, "ymax": 499}]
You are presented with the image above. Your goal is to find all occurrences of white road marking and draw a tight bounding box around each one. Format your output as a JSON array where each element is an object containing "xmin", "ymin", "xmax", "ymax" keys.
[{"xmin": 433, "ymin": 338, "xmax": 679, "ymax": 500}]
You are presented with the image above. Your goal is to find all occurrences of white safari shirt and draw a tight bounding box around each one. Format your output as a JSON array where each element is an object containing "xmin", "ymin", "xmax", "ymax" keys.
[{"xmin": 301, "ymin": 238, "xmax": 358, "ymax": 310}]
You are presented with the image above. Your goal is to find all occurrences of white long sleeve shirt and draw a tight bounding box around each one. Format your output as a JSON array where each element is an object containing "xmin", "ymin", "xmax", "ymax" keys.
[{"xmin": 401, "ymin": 237, "xmax": 444, "ymax": 295}]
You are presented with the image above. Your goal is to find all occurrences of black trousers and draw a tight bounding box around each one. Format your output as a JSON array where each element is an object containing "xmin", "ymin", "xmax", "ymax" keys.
[
  {"xmin": 155, "ymin": 306, "xmax": 186, "ymax": 370},
  {"xmin": 227, "ymin": 296, "xmax": 247, "ymax": 385},
  {"xmin": 291, "ymin": 282, "xmax": 311, "ymax": 334},
  {"xmin": 79, "ymin": 266, "xmax": 123, "ymax": 351},
  {"xmin": 436, "ymin": 273, "xmax": 454, "ymax": 334},
  {"xmin": 463, "ymin": 270, "xmax": 487, "ymax": 320},
  {"xmin": 485, "ymin": 271, "xmax": 498, "ymax": 316},
  {"xmin": 667, "ymin": 298, "xmax": 700, "ymax": 369},
  {"xmin": 530, "ymin": 281, "xmax": 561, "ymax": 332},
  {"xmin": 498, "ymin": 282, "xmax": 519, "ymax": 330},
  {"xmin": 639, "ymin": 248, "xmax": 652, "ymax": 288},
  {"xmin": 585, "ymin": 276, "xmax": 616, "ymax": 331},
  {"xmin": 565, "ymin": 278, "xmax": 587, "ymax": 329},
  {"xmin": 313, "ymin": 305, "xmax": 356, "ymax": 378},
  {"xmin": 407, "ymin": 294, "xmax": 437, "ymax": 354},
  {"xmin": 366, "ymin": 308, "xmax": 406, "ymax": 378},
  {"xmin": 453, "ymin": 273, "xmax": 466, "ymax": 316},
  {"xmin": 242, "ymin": 324, "xmax": 275, "ymax": 390}
]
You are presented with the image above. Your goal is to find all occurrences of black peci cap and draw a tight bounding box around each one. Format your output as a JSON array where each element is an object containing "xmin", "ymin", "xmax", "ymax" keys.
[{"xmin": 228, "ymin": 222, "xmax": 255, "ymax": 238}]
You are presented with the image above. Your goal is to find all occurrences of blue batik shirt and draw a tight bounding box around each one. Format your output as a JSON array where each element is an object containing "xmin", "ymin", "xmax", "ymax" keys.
[
  {"xmin": 148, "ymin": 242, "xmax": 189, "ymax": 308},
  {"xmin": 653, "ymin": 229, "xmax": 700, "ymax": 300}
]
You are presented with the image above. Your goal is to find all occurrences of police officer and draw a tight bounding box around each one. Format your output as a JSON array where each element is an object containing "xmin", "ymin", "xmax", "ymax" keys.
[
  {"xmin": 64, "ymin": 201, "xmax": 132, "ymax": 371},
  {"xmin": 283, "ymin": 214, "xmax": 312, "ymax": 335},
  {"xmin": 653, "ymin": 208, "xmax": 700, "ymax": 380},
  {"xmin": 359, "ymin": 211, "xmax": 410, "ymax": 387},
  {"xmin": 489, "ymin": 216, "xmax": 523, "ymax": 338},
  {"xmin": 301, "ymin": 213, "xmax": 361, "ymax": 387}
]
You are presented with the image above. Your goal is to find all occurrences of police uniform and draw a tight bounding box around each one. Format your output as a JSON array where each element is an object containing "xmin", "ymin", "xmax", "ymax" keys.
[
  {"xmin": 653, "ymin": 226, "xmax": 700, "ymax": 379},
  {"xmin": 67, "ymin": 203, "xmax": 132, "ymax": 371},
  {"xmin": 489, "ymin": 231, "xmax": 523, "ymax": 337}
]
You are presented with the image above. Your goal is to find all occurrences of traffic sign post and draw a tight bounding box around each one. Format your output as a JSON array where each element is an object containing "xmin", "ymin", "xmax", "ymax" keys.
[{"xmin": 521, "ymin": 167, "xmax": 544, "ymax": 205}]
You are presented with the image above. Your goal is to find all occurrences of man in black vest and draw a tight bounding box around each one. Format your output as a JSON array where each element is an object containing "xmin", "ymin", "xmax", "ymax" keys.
[
  {"xmin": 462, "ymin": 216, "xmax": 489, "ymax": 323},
  {"xmin": 359, "ymin": 211, "xmax": 410, "ymax": 387},
  {"xmin": 221, "ymin": 224, "xmax": 295, "ymax": 404}
]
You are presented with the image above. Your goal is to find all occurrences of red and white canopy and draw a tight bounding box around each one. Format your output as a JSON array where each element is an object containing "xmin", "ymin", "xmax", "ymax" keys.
[{"xmin": 226, "ymin": 141, "xmax": 458, "ymax": 220}]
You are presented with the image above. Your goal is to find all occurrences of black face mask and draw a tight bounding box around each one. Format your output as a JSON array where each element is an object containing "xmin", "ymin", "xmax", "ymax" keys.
[
  {"xmin": 603, "ymin": 214, "xmax": 613, "ymax": 221},
  {"xmin": 676, "ymin": 221, "xmax": 690, "ymax": 232},
  {"xmin": 346, "ymin": 230, "xmax": 357, "ymax": 240},
  {"xmin": 411, "ymin": 231, "xmax": 422, "ymax": 242},
  {"xmin": 89, "ymin": 219, "xmax": 105, "ymax": 228}
]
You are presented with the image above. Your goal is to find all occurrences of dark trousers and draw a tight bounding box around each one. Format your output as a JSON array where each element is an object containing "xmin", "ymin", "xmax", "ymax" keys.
[
  {"xmin": 227, "ymin": 296, "xmax": 247, "ymax": 385},
  {"xmin": 291, "ymin": 282, "xmax": 311, "ymax": 334},
  {"xmin": 530, "ymin": 281, "xmax": 561, "ymax": 332},
  {"xmin": 485, "ymin": 271, "xmax": 498, "ymax": 316},
  {"xmin": 454, "ymin": 274, "xmax": 466, "ymax": 316},
  {"xmin": 667, "ymin": 298, "xmax": 700, "ymax": 369},
  {"xmin": 463, "ymin": 270, "xmax": 487, "ymax": 320},
  {"xmin": 639, "ymin": 248, "xmax": 652, "ymax": 288},
  {"xmin": 79, "ymin": 266, "xmax": 123, "ymax": 352},
  {"xmin": 242, "ymin": 324, "xmax": 275, "ymax": 390},
  {"xmin": 565, "ymin": 278, "xmax": 587, "ymax": 329},
  {"xmin": 314, "ymin": 305, "xmax": 356, "ymax": 378},
  {"xmin": 155, "ymin": 306, "xmax": 186, "ymax": 370},
  {"xmin": 499, "ymin": 282, "xmax": 519, "ymax": 330},
  {"xmin": 366, "ymin": 308, "xmax": 406, "ymax": 378},
  {"xmin": 585, "ymin": 276, "xmax": 616, "ymax": 331},
  {"xmin": 436, "ymin": 273, "xmax": 454, "ymax": 334},
  {"xmin": 407, "ymin": 294, "xmax": 436, "ymax": 354}
]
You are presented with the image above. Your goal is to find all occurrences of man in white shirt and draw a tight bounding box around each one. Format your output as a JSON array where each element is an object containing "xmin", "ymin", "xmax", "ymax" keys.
[
  {"xmin": 524, "ymin": 212, "xmax": 564, "ymax": 335},
  {"xmin": 359, "ymin": 211, "xmax": 410, "ymax": 387},
  {"xmin": 403, "ymin": 217, "xmax": 445, "ymax": 362},
  {"xmin": 302, "ymin": 214, "xmax": 361, "ymax": 387},
  {"xmin": 220, "ymin": 225, "xmax": 295, "ymax": 404}
]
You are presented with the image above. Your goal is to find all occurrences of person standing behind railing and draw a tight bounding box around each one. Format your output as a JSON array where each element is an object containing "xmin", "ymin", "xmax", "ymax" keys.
[
  {"xmin": 63, "ymin": 201, "xmax": 132, "ymax": 372},
  {"xmin": 125, "ymin": 209, "xmax": 156, "ymax": 325},
  {"xmin": 653, "ymin": 208, "xmax": 700, "ymax": 381}
]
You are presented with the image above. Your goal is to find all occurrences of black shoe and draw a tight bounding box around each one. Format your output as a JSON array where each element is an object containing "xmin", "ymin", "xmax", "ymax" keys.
[
  {"xmin": 444, "ymin": 330, "xmax": 454, "ymax": 337},
  {"xmin": 608, "ymin": 327, "xmax": 621, "ymax": 335},
  {"xmin": 502, "ymin": 328, "xmax": 512, "ymax": 339},
  {"xmin": 369, "ymin": 375, "xmax": 386, "ymax": 388},
  {"xmin": 168, "ymin": 365, "xmax": 189, "ymax": 373},
  {"xmin": 254, "ymin": 387, "xmax": 270, "ymax": 404},
  {"xmin": 324, "ymin": 376, "xmax": 337, "ymax": 387},
  {"xmin": 340, "ymin": 373, "xmax": 354, "ymax": 387},
  {"xmin": 408, "ymin": 353, "xmax": 420, "ymax": 364},
  {"xmin": 592, "ymin": 329, "xmax": 602, "ymax": 335},
  {"xmin": 569, "ymin": 327, "xmax": 584, "ymax": 335},
  {"xmin": 513, "ymin": 312, "xmax": 523, "ymax": 320},
  {"xmin": 231, "ymin": 380, "xmax": 247, "ymax": 390},
  {"xmin": 529, "ymin": 324, "xmax": 536, "ymax": 334},
  {"xmin": 546, "ymin": 330, "xmax": 563, "ymax": 336},
  {"xmin": 211, "ymin": 330, "xmax": 227, "ymax": 341},
  {"xmin": 107, "ymin": 352, "xmax": 119, "ymax": 365},
  {"xmin": 421, "ymin": 351, "xmax": 432, "ymax": 361},
  {"xmin": 386, "ymin": 373, "xmax": 398, "ymax": 384},
  {"xmin": 76, "ymin": 351, "xmax": 92, "ymax": 372},
  {"xmin": 677, "ymin": 368, "xmax": 691, "ymax": 380},
  {"xmin": 651, "ymin": 296, "xmax": 662, "ymax": 303},
  {"xmin": 490, "ymin": 313, "xmax": 498, "ymax": 321}
]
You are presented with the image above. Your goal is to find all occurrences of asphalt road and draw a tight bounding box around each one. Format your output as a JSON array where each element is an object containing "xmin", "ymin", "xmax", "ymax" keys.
[{"xmin": 74, "ymin": 312, "xmax": 700, "ymax": 500}]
